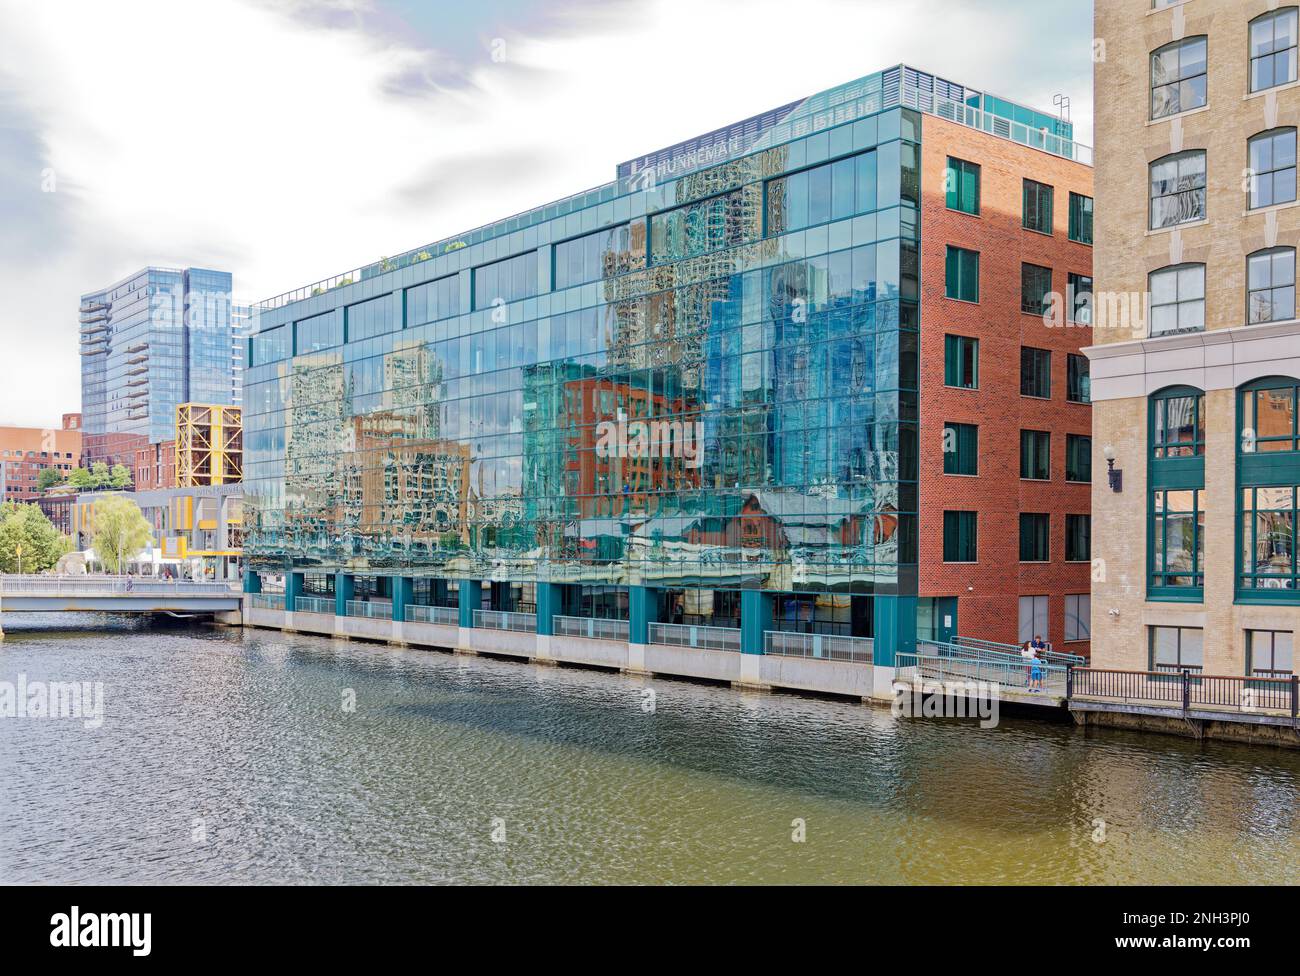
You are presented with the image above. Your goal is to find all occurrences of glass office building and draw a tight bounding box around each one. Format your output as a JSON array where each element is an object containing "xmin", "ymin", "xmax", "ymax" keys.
[
  {"xmin": 243, "ymin": 65, "xmax": 1086, "ymax": 665},
  {"xmin": 80, "ymin": 267, "xmax": 242, "ymax": 463}
]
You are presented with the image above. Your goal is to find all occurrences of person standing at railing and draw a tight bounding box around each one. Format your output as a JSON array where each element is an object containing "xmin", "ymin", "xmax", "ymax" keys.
[{"xmin": 1029, "ymin": 648, "xmax": 1044, "ymax": 692}]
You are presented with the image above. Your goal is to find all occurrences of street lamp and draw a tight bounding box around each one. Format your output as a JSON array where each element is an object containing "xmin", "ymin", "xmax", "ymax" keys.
[{"xmin": 1102, "ymin": 444, "xmax": 1123, "ymax": 493}]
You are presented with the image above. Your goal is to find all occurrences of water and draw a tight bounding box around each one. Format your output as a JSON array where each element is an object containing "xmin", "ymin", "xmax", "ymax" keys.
[{"xmin": 1, "ymin": 614, "xmax": 1298, "ymax": 885}]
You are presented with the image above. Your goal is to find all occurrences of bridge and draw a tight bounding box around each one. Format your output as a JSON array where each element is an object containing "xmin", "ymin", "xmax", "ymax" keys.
[{"xmin": 0, "ymin": 576, "xmax": 241, "ymax": 635}]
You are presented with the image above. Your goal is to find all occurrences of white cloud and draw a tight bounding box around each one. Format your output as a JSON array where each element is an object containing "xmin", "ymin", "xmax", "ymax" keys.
[{"xmin": 0, "ymin": 0, "xmax": 1092, "ymax": 428}]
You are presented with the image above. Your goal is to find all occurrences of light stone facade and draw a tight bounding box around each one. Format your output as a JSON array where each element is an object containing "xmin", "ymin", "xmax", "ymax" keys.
[{"xmin": 1089, "ymin": 0, "xmax": 1300, "ymax": 672}]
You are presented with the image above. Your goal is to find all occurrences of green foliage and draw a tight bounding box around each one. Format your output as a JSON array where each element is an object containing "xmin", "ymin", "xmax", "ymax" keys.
[
  {"xmin": 63, "ymin": 463, "xmax": 132, "ymax": 491},
  {"xmin": 0, "ymin": 502, "xmax": 73, "ymax": 574},
  {"xmin": 36, "ymin": 467, "xmax": 66, "ymax": 491},
  {"xmin": 68, "ymin": 467, "xmax": 94, "ymax": 490},
  {"xmin": 444, "ymin": 241, "xmax": 466, "ymax": 252},
  {"xmin": 109, "ymin": 463, "xmax": 132, "ymax": 489},
  {"xmin": 89, "ymin": 496, "xmax": 153, "ymax": 574}
]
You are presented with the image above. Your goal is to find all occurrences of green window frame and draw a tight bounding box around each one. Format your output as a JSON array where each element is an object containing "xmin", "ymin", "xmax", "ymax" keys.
[
  {"xmin": 1020, "ymin": 429, "xmax": 1050, "ymax": 480},
  {"xmin": 1235, "ymin": 379, "xmax": 1299, "ymax": 603},
  {"xmin": 1151, "ymin": 388, "xmax": 1205, "ymax": 458},
  {"xmin": 945, "ymin": 246, "xmax": 979, "ymax": 302},
  {"xmin": 1241, "ymin": 381, "xmax": 1299, "ymax": 452},
  {"xmin": 1151, "ymin": 489, "xmax": 1206, "ymax": 594},
  {"xmin": 1021, "ymin": 263, "xmax": 1052, "ymax": 315},
  {"xmin": 945, "ymin": 157, "xmax": 980, "ymax": 215},
  {"xmin": 943, "ymin": 422, "xmax": 978, "ymax": 475},
  {"xmin": 944, "ymin": 334, "xmax": 979, "ymax": 388},
  {"xmin": 1066, "ymin": 514, "xmax": 1091, "ymax": 562},
  {"xmin": 1239, "ymin": 486, "xmax": 1299, "ymax": 597},
  {"xmin": 1023, "ymin": 179, "xmax": 1054, "ymax": 234},
  {"xmin": 943, "ymin": 510, "xmax": 978, "ymax": 563},
  {"xmin": 1066, "ymin": 434, "xmax": 1092, "ymax": 482},
  {"xmin": 1020, "ymin": 346, "xmax": 1052, "ymax": 398},
  {"xmin": 1149, "ymin": 625, "xmax": 1205, "ymax": 672},
  {"xmin": 1067, "ymin": 353, "xmax": 1091, "ymax": 403},
  {"xmin": 1068, "ymin": 192, "xmax": 1093, "ymax": 244},
  {"xmin": 1019, "ymin": 513, "xmax": 1050, "ymax": 562}
]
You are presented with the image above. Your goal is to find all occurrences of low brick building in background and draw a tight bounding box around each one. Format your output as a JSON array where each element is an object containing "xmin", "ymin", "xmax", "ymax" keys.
[{"xmin": 0, "ymin": 415, "xmax": 83, "ymax": 502}]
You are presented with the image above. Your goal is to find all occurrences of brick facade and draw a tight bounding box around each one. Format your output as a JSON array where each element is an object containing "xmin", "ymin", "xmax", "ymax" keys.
[{"xmin": 919, "ymin": 114, "xmax": 1094, "ymax": 654}]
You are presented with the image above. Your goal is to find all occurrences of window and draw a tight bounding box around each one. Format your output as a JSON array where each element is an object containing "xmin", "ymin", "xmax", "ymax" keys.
[
  {"xmin": 1250, "ymin": 8, "xmax": 1298, "ymax": 93},
  {"xmin": 1020, "ymin": 429, "xmax": 1051, "ymax": 480},
  {"xmin": 654, "ymin": 188, "xmax": 749, "ymax": 264},
  {"xmin": 1023, "ymin": 179, "xmax": 1054, "ymax": 234},
  {"xmin": 943, "ymin": 422, "xmax": 978, "ymax": 475},
  {"xmin": 1240, "ymin": 486, "xmax": 1299, "ymax": 593},
  {"xmin": 473, "ymin": 250, "xmax": 539, "ymax": 308},
  {"xmin": 944, "ymin": 335, "xmax": 979, "ymax": 388},
  {"xmin": 1066, "ymin": 515, "xmax": 1091, "ymax": 562},
  {"xmin": 555, "ymin": 223, "xmax": 637, "ymax": 290},
  {"xmin": 1247, "ymin": 247, "xmax": 1298, "ymax": 325},
  {"xmin": 294, "ymin": 310, "xmax": 343, "ymax": 354},
  {"xmin": 406, "ymin": 275, "xmax": 460, "ymax": 325},
  {"xmin": 1248, "ymin": 128, "xmax": 1297, "ymax": 209},
  {"xmin": 943, "ymin": 511, "xmax": 977, "ymax": 562},
  {"xmin": 946, "ymin": 157, "xmax": 980, "ymax": 214},
  {"xmin": 1068, "ymin": 272, "xmax": 1093, "ymax": 324},
  {"xmin": 1242, "ymin": 382, "xmax": 1299, "ymax": 452},
  {"xmin": 1149, "ymin": 151, "xmax": 1206, "ymax": 228},
  {"xmin": 1067, "ymin": 353, "xmax": 1091, "ymax": 403},
  {"xmin": 765, "ymin": 150, "xmax": 878, "ymax": 236},
  {"xmin": 1064, "ymin": 594, "xmax": 1091, "ymax": 641},
  {"xmin": 1150, "ymin": 625, "xmax": 1204, "ymax": 671},
  {"xmin": 250, "ymin": 326, "xmax": 289, "ymax": 366},
  {"xmin": 1021, "ymin": 263, "xmax": 1052, "ymax": 315},
  {"xmin": 1020, "ymin": 513, "xmax": 1050, "ymax": 561},
  {"xmin": 1152, "ymin": 388, "xmax": 1205, "ymax": 457},
  {"xmin": 1020, "ymin": 346, "xmax": 1052, "ymax": 398},
  {"xmin": 945, "ymin": 246, "xmax": 979, "ymax": 302},
  {"xmin": 1247, "ymin": 630, "xmax": 1294, "ymax": 676},
  {"xmin": 1068, "ymin": 192, "xmax": 1094, "ymax": 244},
  {"xmin": 1018, "ymin": 596, "xmax": 1049, "ymax": 645},
  {"xmin": 1150, "ymin": 36, "xmax": 1207, "ymax": 119},
  {"xmin": 1149, "ymin": 263, "xmax": 1205, "ymax": 336},
  {"xmin": 1151, "ymin": 489, "xmax": 1206, "ymax": 590},
  {"xmin": 1066, "ymin": 434, "xmax": 1092, "ymax": 482},
  {"xmin": 346, "ymin": 294, "xmax": 393, "ymax": 342}
]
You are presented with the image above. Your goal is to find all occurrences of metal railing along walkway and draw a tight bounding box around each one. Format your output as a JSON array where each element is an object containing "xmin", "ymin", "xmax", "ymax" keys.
[
  {"xmin": 1069, "ymin": 667, "xmax": 1299, "ymax": 719},
  {"xmin": 473, "ymin": 609, "xmax": 537, "ymax": 633},
  {"xmin": 764, "ymin": 630, "xmax": 873, "ymax": 664},
  {"xmin": 405, "ymin": 604, "xmax": 459, "ymax": 626},
  {"xmin": 553, "ymin": 615, "xmax": 630, "ymax": 641},
  {"xmin": 953, "ymin": 635, "xmax": 1085, "ymax": 668},
  {"xmin": 648, "ymin": 622, "xmax": 742, "ymax": 652}
]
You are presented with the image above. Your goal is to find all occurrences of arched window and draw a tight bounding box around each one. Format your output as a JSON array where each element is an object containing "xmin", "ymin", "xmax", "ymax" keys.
[
  {"xmin": 1149, "ymin": 263, "xmax": 1205, "ymax": 336},
  {"xmin": 1247, "ymin": 247, "xmax": 1297, "ymax": 324},
  {"xmin": 1149, "ymin": 152, "xmax": 1207, "ymax": 228},
  {"xmin": 1149, "ymin": 387, "xmax": 1207, "ymax": 599},
  {"xmin": 1238, "ymin": 378, "xmax": 1300, "ymax": 601},
  {"xmin": 1247, "ymin": 128, "xmax": 1298, "ymax": 209},
  {"xmin": 1151, "ymin": 36, "xmax": 1208, "ymax": 118},
  {"xmin": 1250, "ymin": 8, "xmax": 1298, "ymax": 93}
]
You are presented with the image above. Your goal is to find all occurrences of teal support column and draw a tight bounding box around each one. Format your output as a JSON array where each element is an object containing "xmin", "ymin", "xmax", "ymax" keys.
[
  {"xmin": 285, "ymin": 572, "xmax": 303, "ymax": 613},
  {"xmin": 335, "ymin": 573, "xmax": 354, "ymax": 617},
  {"xmin": 629, "ymin": 585, "xmax": 660, "ymax": 644},
  {"xmin": 741, "ymin": 589, "xmax": 773, "ymax": 655},
  {"xmin": 535, "ymin": 582, "xmax": 559, "ymax": 636},
  {"xmin": 243, "ymin": 571, "xmax": 261, "ymax": 594},
  {"xmin": 393, "ymin": 576, "xmax": 413, "ymax": 623},
  {"xmin": 458, "ymin": 580, "xmax": 482, "ymax": 629},
  {"xmin": 872, "ymin": 594, "xmax": 916, "ymax": 667}
]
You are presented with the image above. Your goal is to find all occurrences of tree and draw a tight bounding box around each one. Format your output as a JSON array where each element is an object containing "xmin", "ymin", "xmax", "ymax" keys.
[
  {"xmin": 89, "ymin": 496, "xmax": 153, "ymax": 574},
  {"xmin": 108, "ymin": 463, "xmax": 132, "ymax": 489},
  {"xmin": 89, "ymin": 461, "xmax": 110, "ymax": 486},
  {"xmin": 0, "ymin": 502, "xmax": 73, "ymax": 574},
  {"xmin": 36, "ymin": 468, "xmax": 66, "ymax": 491},
  {"xmin": 68, "ymin": 467, "xmax": 94, "ymax": 490}
]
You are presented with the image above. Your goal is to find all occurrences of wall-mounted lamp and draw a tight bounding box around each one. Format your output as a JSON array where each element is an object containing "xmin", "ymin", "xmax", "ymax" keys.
[{"xmin": 1103, "ymin": 444, "xmax": 1123, "ymax": 493}]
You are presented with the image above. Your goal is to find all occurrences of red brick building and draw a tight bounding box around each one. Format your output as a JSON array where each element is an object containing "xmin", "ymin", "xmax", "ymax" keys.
[
  {"xmin": 134, "ymin": 440, "xmax": 177, "ymax": 492},
  {"xmin": 0, "ymin": 415, "xmax": 83, "ymax": 502},
  {"xmin": 918, "ymin": 114, "xmax": 1094, "ymax": 655}
]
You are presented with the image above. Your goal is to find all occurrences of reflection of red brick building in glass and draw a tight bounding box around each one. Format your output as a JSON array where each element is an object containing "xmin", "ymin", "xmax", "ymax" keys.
[{"xmin": 560, "ymin": 376, "xmax": 703, "ymax": 518}]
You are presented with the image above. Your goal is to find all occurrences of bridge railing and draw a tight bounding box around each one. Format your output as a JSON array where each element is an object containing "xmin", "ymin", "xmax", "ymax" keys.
[
  {"xmin": 953, "ymin": 635, "xmax": 1085, "ymax": 668},
  {"xmin": 903, "ymin": 642, "xmax": 1068, "ymax": 695},
  {"xmin": 294, "ymin": 595, "xmax": 335, "ymax": 615},
  {"xmin": 1069, "ymin": 667, "xmax": 1299, "ymax": 717},
  {"xmin": 405, "ymin": 604, "xmax": 459, "ymax": 626},
  {"xmin": 764, "ymin": 630, "xmax": 873, "ymax": 664},
  {"xmin": 0, "ymin": 575, "xmax": 236, "ymax": 595},
  {"xmin": 553, "ymin": 615, "xmax": 630, "ymax": 641},
  {"xmin": 648, "ymin": 622, "xmax": 742, "ymax": 652}
]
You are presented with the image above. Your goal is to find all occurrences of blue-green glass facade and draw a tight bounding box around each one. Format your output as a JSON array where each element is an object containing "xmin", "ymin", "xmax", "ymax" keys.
[{"xmin": 243, "ymin": 66, "xmax": 1078, "ymax": 655}]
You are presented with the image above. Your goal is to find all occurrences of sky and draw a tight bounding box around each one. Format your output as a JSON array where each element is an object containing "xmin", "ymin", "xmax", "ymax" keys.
[{"xmin": 0, "ymin": 0, "xmax": 1094, "ymax": 428}]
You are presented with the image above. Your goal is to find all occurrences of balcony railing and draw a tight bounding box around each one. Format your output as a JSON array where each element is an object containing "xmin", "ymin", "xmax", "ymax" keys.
[
  {"xmin": 405, "ymin": 604, "xmax": 459, "ymax": 626},
  {"xmin": 248, "ymin": 593, "xmax": 284, "ymax": 610},
  {"xmin": 1070, "ymin": 667, "xmax": 1299, "ymax": 717},
  {"xmin": 765, "ymin": 630, "xmax": 873, "ymax": 664},
  {"xmin": 473, "ymin": 609, "xmax": 537, "ymax": 633},
  {"xmin": 294, "ymin": 595, "xmax": 335, "ymax": 615},
  {"xmin": 648, "ymin": 622, "xmax": 741, "ymax": 652},
  {"xmin": 345, "ymin": 600, "xmax": 392, "ymax": 620},
  {"xmin": 553, "ymin": 615, "xmax": 630, "ymax": 641}
]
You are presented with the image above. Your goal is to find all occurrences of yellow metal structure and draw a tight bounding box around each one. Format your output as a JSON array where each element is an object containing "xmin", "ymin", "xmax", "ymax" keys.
[{"xmin": 175, "ymin": 403, "xmax": 242, "ymax": 487}]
